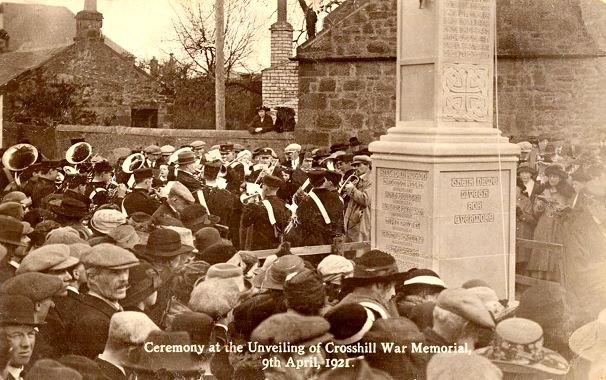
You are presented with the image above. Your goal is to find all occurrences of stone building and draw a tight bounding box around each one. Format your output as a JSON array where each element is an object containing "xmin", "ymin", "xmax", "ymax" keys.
[
  {"xmin": 294, "ymin": 0, "xmax": 397, "ymax": 146},
  {"xmin": 0, "ymin": 1, "xmax": 172, "ymax": 129},
  {"xmin": 294, "ymin": 0, "xmax": 606, "ymax": 147}
]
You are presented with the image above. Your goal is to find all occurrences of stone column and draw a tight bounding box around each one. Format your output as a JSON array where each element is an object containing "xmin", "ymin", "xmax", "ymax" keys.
[{"xmin": 369, "ymin": 0, "xmax": 519, "ymax": 298}]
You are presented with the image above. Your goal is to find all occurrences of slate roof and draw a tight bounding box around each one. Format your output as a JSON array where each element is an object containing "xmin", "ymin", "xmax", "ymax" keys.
[{"xmin": 0, "ymin": 45, "xmax": 70, "ymax": 86}]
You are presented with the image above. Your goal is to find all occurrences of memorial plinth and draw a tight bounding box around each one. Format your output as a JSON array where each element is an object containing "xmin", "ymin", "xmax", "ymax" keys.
[{"xmin": 369, "ymin": 0, "xmax": 519, "ymax": 299}]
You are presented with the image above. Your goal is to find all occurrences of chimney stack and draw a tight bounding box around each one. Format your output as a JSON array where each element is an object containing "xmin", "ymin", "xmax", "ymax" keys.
[
  {"xmin": 84, "ymin": 0, "xmax": 97, "ymax": 11},
  {"xmin": 270, "ymin": 0, "xmax": 293, "ymax": 66},
  {"xmin": 75, "ymin": 0, "xmax": 103, "ymax": 43},
  {"xmin": 277, "ymin": 0, "xmax": 287, "ymax": 22},
  {"xmin": 150, "ymin": 57, "xmax": 159, "ymax": 77}
]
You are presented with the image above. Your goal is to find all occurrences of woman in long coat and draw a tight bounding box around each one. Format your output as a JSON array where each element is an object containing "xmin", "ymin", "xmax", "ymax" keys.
[
  {"xmin": 527, "ymin": 165, "xmax": 575, "ymax": 281},
  {"xmin": 515, "ymin": 177, "xmax": 536, "ymax": 273}
]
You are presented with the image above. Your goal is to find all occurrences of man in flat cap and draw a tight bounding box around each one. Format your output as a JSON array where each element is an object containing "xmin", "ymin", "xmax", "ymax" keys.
[
  {"xmin": 2, "ymin": 273, "xmax": 69, "ymax": 364},
  {"xmin": 69, "ymin": 244, "xmax": 140, "ymax": 359},
  {"xmin": 175, "ymin": 150, "xmax": 204, "ymax": 194},
  {"xmin": 96, "ymin": 311, "xmax": 160, "ymax": 380},
  {"xmin": 143, "ymin": 145, "xmax": 161, "ymax": 169},
  {"xmin": 283, "ymin": 143, "xmax": 302, "ymax": 171},
  {"xmin": 15, "ymin": 244, "xmax": 80, "ymax": 359},
  {"xmin": 0, "ymin": 295, "xmax": 42, "ymax": 380},
  {"xmin": 151, "ymin": 181, "xmax": 195, "ymax": 223},
  {"xmin": 246, "ymin": 148, "xmax": 281, "ymax": 183},
  {"xmin": 343, "ymin": 155, "xmax": 373, "ymax": 243},
  {"xmin": 241, "ymin": 175, "xmax": 291, "ymax": 250},
  {"xmin": 423, "ymin": 288, "xmax": 495, "ymax": 358},
  {"xmin": 122, "ymin": 168, "xmax": 161, "ymax": 216},
  {"xmin": 220, "ymin": 144, "xmax": 245, "ymax": 195},
  {"xmin": 190, "ymin": 140, "xmax": 206, "ymax": 165},
  {"xmin": 247, "ymin": 106, "xmax": 274, "ymax": 134},
  {"xmin": 31, "ymin": 160, "xmax": 61, "ymax": 208}
]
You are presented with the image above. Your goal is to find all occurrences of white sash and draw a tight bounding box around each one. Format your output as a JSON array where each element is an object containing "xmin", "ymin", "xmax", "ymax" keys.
[
  {"xmin": 89, "ymin": 187, "xmax": 107, "ymax": 200},
  {"xmin": 196, "ymin": 189, "xmax": 210, "ymax": 213},
  {"xmin": 309, "ymin": 191, "xmax": 331, "ymax": 224},
  {"xmin": 358, "ymin": 301, "xmax": 389, "ymax": 319},
  {"xmin": 262, "ymin": 199, "xmax": 279, "ymax": 238},
  {"xmin": 262, "ymin": 200, "xmax": 277, "ymax": 226}
]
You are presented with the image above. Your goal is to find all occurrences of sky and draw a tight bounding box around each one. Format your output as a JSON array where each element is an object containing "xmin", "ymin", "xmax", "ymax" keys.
[{"xmin": 9, "ymin": 0, "xmax": 311, "ymax": 72}]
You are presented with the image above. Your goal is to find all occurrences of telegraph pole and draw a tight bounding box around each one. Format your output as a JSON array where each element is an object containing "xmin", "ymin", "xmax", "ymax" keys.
[{"xmin": 215, "ymin": 0, "xmax": 226, "ymax": 130}]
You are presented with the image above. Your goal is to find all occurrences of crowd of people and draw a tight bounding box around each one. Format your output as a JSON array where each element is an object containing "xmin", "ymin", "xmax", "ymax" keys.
[{"xmin": 0, "ymin": 131, "xmax": 602, "ymax": 379}]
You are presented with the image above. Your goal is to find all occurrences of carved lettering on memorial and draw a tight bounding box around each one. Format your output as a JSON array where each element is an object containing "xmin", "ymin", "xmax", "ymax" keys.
[
  {"xmin": 376, "ymin": 168, "xmax": 430, "ymax": 259},
  {"xmin": 442, "ymin": 0, "xmax": 491, "ymax": 60},
  {"xmin": 441, "ymin": 63, "xmax": 489, "ymax": 122}
]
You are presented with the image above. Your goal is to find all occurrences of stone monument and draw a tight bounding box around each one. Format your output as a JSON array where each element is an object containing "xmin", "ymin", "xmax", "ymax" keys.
[{"xmin": 369, "ymin": 0, "xmax": 519, "ymax": 298}]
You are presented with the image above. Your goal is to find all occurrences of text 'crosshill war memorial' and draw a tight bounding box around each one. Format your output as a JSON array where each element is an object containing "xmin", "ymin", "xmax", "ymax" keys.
[{"xmin": 370, "ymin": 0, "xmax": 519, "ymax": 299}]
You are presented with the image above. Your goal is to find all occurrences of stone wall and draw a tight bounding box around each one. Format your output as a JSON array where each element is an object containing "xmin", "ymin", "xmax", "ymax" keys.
[
  {"xmin": 294, "ymin": 0, "xmax": 397, "ymax": 146},
  {"xmin": 495, "ymin": 0, "xmax": 606, "ymax": 146},
  {"xmin": 3, "ymin": 40, "xmax": 172, "ymax": 128},
  {"xmin": 296, "ymin": 60, "xmax": 396, "ymax": 146},
  {"xmin": 55, "ymin": 125, "xmax": 296, "ymax": 161},
  {"xmin": 497, "ymin": 56, "xmax": 606, "ymax": 145},
  {"xmin": 2, "ymin": 122, "xmax": 57, "ymax": 158}
]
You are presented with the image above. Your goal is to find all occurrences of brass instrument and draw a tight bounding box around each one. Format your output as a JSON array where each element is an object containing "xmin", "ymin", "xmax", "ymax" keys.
[
  {"xmin": 241, "ymin": 192, "xmax": 262, "ymax": 205},
  {"xmin": 65, "ymin": 142, "xmax": 93, "ymax": 175},
  {"xmin": 255, "ymin": 158, "xmax": 279, "ymax": 184},
  {"xmin": 338, "ymin": 174, "xmax": 359, "ymax": 195},
  {"xmin": 121, "ymin": 153, "xmax": 146, "ymax": 174},
  {"xmin": 2, "ymin": 143, "xmax": 39, "ymax": 187}
]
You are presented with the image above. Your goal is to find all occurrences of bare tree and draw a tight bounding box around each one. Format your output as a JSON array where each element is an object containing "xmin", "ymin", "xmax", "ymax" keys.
[{"xmin": 172, "ymin": 0, "xmax": 267, "ymax": 78}]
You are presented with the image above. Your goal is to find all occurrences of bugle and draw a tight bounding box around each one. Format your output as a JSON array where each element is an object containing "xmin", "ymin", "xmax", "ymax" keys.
[
  {"xmin": 240, "ymin": 192, "xmax": 262, "ymax": 205},
  {"xmin": 338, "ymin": 174, "xmax": 359, "ymax": 195}
]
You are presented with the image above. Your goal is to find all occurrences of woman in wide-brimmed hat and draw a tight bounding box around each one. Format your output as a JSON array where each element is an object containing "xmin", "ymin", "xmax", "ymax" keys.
[
  {"xmin": 338, "ymin": 250, "xmax": 407, "ymax": 319},
  {"xmin": 476, "ymin": 318, "xmax": 569, "ymax": 377},
  {"xmin": 527, "ymin": 164, "xmax": 575, "ymax": 281}
]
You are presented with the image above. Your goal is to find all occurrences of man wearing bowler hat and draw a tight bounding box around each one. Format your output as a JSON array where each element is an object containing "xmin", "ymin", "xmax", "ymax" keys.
[
  {"xmin": 122, "ymin": 168, "xmax": 161, "ymax": 216},
  {"xmin": 241, "ymin": 175, "xmax": 291, "ymax": 250},
  {"xmin": 133, "ymin": 228, "xmax": 194, "ymax": 326},
  {"xmin": 69, "ymin": 244, "xmax": 140, "ymax": 359},
  {"xmin": 337, "ymin": 249, "xmax": 407, "ymax": 319},
  {"xmin": 0, "ymin": 295, "xmax": 43, "ymax": 380},
  {"xmin": 0, "ymin": 215, "xmax": 32, "ymax": 283},
  {"xmin": 176, "ymin": 150, "xmax": 203, "ymax": 193}
]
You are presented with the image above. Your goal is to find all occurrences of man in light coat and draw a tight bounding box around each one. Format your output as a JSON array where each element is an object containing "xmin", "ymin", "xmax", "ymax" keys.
[{"xmin": 343, "ymin": 155, "xmax": 372, "ymax": 243}]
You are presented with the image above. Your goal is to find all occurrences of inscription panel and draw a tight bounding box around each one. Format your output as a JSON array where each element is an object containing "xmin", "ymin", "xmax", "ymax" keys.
[
  {"xmin": 442, "ymin": 0, "xmax": 492, "ymax": 60},
  {"xmin": 375, "ymin": 168, "xmax": 431, "ymax": 262},
  {"xmin": 438, "ymin": 170, "xmax": 510, "ymax": 259}
]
